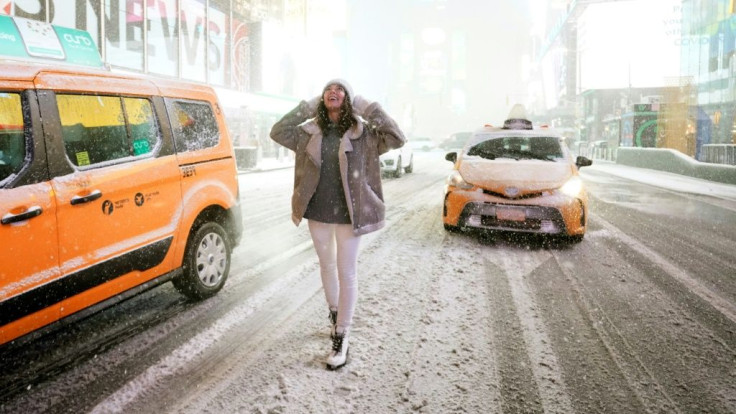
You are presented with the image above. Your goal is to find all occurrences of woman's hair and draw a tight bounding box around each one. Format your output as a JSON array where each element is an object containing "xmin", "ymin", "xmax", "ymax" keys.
[{"xmin": 316, "ymin": 95, "xmax": 356, "ymax": 135}]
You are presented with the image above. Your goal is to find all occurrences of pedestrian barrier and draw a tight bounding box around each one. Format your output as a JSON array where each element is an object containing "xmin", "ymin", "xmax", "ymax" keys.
[
  {"xmin": 616, "ymin": 147, "xmax": 736, "ymax": 185},
  {"xmin": 700, "ymin": 144, "xmax": 736, "ymax": 166}
]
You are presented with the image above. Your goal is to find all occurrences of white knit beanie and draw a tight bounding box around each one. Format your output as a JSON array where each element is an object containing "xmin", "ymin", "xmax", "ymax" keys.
[{"xmin": 323, "ymin": 78, "xmax": 354, "ymax": 104}]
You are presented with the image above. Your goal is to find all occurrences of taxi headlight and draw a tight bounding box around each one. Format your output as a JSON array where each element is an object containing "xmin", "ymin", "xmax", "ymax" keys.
[
  {"xmin": 446, "ymin": 170, "xmax": 474, "ymax": 190},
  {"xmin": 559, "ymin": 176, "xmax": 583, "ymax": 197}
]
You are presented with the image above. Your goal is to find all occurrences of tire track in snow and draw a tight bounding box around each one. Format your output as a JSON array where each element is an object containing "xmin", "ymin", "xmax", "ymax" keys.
[
  {"xmin": 549, "ymin": 245, "xmax": 682, "ymax": 414},
  {"xmin": 591, "ymin": 214, "xmax": 736, "ymax": 326},
  {"xmin": 398, "ymin": 202, "xmax": 503, "ymax": 413},
  {"xmin": 487, "ymin": 249, "xmax": 574, "ymax": 414},
  {"xmin": 89, "ymin": 255, "xmax": 322, "ymax": 413}
]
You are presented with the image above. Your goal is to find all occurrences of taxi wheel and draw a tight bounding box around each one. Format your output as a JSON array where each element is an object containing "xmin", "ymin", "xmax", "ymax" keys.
[
  {"xmin": 174, "ymin": 222, "xmax": 232, "ymax": 300},
  {"xmin": 394, "ymin": 157, "xmax": 403, "ymax": 178},
  {"xmin": 404, "ymin": 156, "xmax": 414, "ymax": 173},
  {"xmin": 568, "ymin": 234, "xmax": 584, "ymax": 243},
  {"xmin": 443, "ymin": 223, "xmax": 461, "ymax": 233}
]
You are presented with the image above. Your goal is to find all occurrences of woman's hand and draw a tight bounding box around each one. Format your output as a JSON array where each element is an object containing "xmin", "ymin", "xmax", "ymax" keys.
[
  {"xmin": 352, "ymin": 95, "xmax": 372, "ymax": 116},
  {"xmin": 304, "ymin": 95, "xmax": 322, "ymax": 116}
]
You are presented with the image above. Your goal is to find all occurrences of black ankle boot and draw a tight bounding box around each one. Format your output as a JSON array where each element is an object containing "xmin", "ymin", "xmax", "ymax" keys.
[{"xmin": 328, "ymin": 308, "xmax": 337, "ymax": 339}]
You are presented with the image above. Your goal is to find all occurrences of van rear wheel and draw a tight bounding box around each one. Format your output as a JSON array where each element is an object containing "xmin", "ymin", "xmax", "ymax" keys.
[{"xmin": 173, "ymin": 222, "xmax": 231, "ymax": 300}]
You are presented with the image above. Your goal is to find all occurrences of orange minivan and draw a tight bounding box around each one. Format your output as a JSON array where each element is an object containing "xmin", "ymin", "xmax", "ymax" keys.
[
  {"xmin": 0, "ymin": 61, "xmax": 242, "ymax": 346},
  {"xmin": 443, "ymin": 107, "xmax": 592, "ymax": 242}
]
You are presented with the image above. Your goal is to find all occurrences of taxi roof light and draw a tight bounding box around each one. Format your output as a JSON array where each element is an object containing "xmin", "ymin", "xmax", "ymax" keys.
[{"xmin": 502, "ymin": 104, "xmax": 533, "ymax": 130}]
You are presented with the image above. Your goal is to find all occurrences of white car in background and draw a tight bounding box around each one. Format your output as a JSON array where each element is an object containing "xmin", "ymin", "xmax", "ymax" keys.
[
  {"xmin": 380, "ymin": 143, "xmax": 414, "ymax": 178},
  {"xmin": 408, "ymin": 136, "xmax": 437, "ymax": 152}
]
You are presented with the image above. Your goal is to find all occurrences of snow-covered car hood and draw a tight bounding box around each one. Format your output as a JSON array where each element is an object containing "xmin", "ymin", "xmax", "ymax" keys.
[{"xmin": 458, "ymin": 158, "xmax": 575, "ymax": 194}]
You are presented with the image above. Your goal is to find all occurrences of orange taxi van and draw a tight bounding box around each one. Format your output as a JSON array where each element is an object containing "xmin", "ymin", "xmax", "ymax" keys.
[{"xmin": 0, "ymin": 61, "xmax": 243, "ymax": 346}]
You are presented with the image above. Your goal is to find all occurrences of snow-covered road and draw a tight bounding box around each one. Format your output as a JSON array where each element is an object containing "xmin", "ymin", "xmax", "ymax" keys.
[{"xmin": 2, "ymin": 152, "xmax": 735, "ymax": 413}]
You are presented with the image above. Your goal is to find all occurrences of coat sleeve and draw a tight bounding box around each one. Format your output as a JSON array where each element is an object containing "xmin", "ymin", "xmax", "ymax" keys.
[
  {"xmin": 269, "ymin": 99, "xmax": 317, "ymax": 151},
  {"xmin": 359, "ymin": 101, "xmax": 406, "ymax": 155}
]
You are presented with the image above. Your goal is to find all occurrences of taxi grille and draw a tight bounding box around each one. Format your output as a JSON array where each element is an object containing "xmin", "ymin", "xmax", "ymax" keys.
[
  {"xmin": 481, "ymin": 216, "xmax": 548, "ymax": 230},
  {"xmin": 460, "ymin": 203, "xmax": 566, "ymax": 234},
  {"xmin": 482, "ymin": 189, "xmax": 543, "ymax": 200}
]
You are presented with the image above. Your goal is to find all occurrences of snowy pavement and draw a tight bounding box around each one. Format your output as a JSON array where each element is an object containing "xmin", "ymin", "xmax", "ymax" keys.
[{"xmin": 3, "ymin": 153, "xmax": 735, "ymax": 413}]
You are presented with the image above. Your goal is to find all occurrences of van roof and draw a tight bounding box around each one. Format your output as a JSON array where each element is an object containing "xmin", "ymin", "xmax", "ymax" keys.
[{"xmin": 0, "ymin": 59, "xmax": 216, "ymax": 99}]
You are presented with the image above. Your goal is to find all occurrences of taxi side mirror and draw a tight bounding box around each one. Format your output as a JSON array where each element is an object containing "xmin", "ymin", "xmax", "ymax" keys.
[
  {"xmin": 576, "ymin": 156, "xmax": 592, "ymax": 168},
  {"xmin": 445, "ymin": 152, "xmax": 457, "ymax": 163}
]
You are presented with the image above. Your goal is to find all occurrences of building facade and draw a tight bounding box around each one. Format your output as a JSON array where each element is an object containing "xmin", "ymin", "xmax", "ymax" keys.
[
  {"xmin": 530, "ymin": 0, "xmax": 735, "ymax": 162},
  {"xmin": 0, "ymin": 0, "xmax": 346, "ymax": 161},
  {"xmin": 680, "ymin": 0, "xmax": 736, "ymax": 158}
]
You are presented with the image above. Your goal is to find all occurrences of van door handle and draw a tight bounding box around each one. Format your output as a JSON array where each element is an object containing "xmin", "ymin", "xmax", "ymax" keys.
[
  {"xmin": 71, "ymin": 190, "xmax": 102, "ymax": 205},
  {"xmin": 1, "ymin": 205, "xmax": 43, "ymax": 225}
]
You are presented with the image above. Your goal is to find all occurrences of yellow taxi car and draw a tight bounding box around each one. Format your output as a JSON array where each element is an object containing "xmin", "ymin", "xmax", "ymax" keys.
[
  {"xmin": 0, "ymin": 60, "xmax": 242, "ymax": 347},
  {"xmin": 443, "ymin": 107, "xmax": 592, "ymax": 242}
]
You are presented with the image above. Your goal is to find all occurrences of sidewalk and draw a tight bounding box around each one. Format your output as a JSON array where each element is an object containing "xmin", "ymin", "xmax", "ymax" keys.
[
  {"xmin": 587, "ymin": 160, "xmax": 736, "ymax": 201},
  {"xmin": 237, "ymin": 157, "xmax": 294, "ymax": 174}
]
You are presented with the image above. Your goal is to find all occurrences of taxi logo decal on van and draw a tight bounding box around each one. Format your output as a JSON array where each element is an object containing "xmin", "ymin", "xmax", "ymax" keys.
[
  {"xmin": 102, "ymin": 200, "xmax": 113, "ymax": 215},
  {"xmin": 113, "ymin": 198, "xmax": 131, "ymax": 211}
]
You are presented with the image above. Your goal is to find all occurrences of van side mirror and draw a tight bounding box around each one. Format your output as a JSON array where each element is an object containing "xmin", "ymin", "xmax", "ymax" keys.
[
  {"xmin": 576, "ymin": 155, "xmax": 592, "ymax": 168},
  {"xmin": 445, "ymin": 152, "xmax": 457, "ymax": 163}
]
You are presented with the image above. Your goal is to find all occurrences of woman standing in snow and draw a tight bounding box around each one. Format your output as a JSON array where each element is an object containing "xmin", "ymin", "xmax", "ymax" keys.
[{"xmin": 270, "ymin": 79, "xmax": 405, "ymax": 370}]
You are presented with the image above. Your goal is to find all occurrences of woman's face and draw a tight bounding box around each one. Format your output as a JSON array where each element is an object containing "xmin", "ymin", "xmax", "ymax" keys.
[{"xmin": 323, "ymin": 84, "xmax": 346, "ymax": 111}]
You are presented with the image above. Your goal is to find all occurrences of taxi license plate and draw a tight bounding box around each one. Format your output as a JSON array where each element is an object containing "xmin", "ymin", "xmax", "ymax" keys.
[{"xmin": 496, "ymin": 208, "xmax": 526, "ymax": 222}]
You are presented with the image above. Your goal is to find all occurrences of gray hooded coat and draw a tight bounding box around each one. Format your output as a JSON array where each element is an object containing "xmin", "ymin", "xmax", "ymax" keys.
[{"xmin": 269, "ymin": 95, "xmax": 405, "ymax": 236}]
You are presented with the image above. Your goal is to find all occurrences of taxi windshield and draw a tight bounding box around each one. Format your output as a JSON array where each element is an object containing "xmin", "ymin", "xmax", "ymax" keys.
[{"xmin": 466, "ymin": 135, "xmax": 563, "ymax": 161}]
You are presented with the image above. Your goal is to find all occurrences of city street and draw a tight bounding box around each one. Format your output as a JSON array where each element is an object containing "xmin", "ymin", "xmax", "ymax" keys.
[{"xmin": 1, "ymin": 152, "xmax": 735, "ymax": 413}]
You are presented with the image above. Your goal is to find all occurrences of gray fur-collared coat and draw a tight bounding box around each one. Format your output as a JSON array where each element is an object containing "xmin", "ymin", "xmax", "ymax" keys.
[{"xmin": 269, "ymin": 97, "xmax": 405, "ymax": 236}]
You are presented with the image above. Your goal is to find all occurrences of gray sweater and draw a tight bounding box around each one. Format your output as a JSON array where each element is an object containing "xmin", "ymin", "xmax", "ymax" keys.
[{"xmin": 303, "ymin": 124, "xmax": 351, "ymax": 224}]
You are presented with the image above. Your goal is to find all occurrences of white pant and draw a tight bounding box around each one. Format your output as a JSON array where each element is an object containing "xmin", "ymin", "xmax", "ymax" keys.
[{"xmin": 308, "ymin": 220, "xmax": 361, "ymax": 331}]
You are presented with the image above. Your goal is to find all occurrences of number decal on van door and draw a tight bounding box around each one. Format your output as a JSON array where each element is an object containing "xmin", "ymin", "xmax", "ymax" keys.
[{"xmin": 181, "ymin": 165, "xmax": 196, "ymax": 178}]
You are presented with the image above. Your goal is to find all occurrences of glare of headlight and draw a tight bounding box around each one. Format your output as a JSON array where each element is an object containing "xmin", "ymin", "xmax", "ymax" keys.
[
  {"xmin": 447, "ymin": 170, "xmax": 474, "ymax": 190},
  {"xmin": 559, "ymin": 176, "xmax": 583, "ymax": 197}
]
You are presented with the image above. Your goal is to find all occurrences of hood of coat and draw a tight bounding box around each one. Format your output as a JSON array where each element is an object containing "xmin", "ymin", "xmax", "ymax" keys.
[{"xmin": 300, "ymin": 117, "xmax": 364, "ymax": 166}]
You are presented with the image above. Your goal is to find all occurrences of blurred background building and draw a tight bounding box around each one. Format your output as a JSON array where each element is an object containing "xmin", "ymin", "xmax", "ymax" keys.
[
  {"xmin": 2, "ymin": 0, "xmax": 734, "ymax": 165},
  {"xmin": 0, "ymin": 0, "xmax": 537, "ymax": 160},
  {"xmin": 527, "ymin": 0, "xmax": 735, "ymax": 163},
  {"xmin": 0, "ymin": 0, "xmax": 344, "ymax": 165}
]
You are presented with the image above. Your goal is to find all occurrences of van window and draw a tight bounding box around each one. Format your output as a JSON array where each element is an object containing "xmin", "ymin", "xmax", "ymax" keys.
[
  {"xmin": 0, "ymin": 92, "xmax": 25, "ymax": 182},
  {"xmin": 57, "ymin": 94, "xmax": 159, "ymax": 167},
  {"xmin": 124, "ymin": 97, "xmax": 159, "ymax": 156},
  {"xmin": 168, "ymin": 100, "xmax": 220, "ymax": 153}
]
